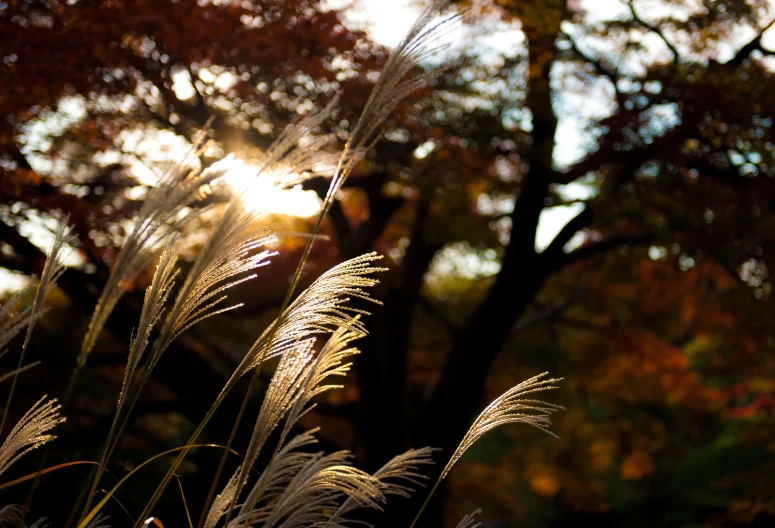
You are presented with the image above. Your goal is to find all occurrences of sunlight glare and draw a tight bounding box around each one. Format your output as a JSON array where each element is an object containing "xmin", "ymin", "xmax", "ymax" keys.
[{"xmin": 224, "ymin": 158, "xmax": 323, "ymax": 218}]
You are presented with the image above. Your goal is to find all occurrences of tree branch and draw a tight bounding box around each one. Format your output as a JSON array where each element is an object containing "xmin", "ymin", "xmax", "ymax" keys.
[
  {"xmin": 561, "ymin": 30, "xmax": 625, "ymax": 108},
  {"xmin": 541, "ymin": 205, "xmax": 595, "ymax": 265},
  {"xmin": 558, "ymin": 233, "xmax": 653, "ymax": 268},
  {"xmin": 301, "ymin": 175, "xmax": 352, "ymax": 249},
  {"xmin": 726, "ymin": 17, "xmax": 775, "ymax": 67},
  {"xmin": 626, "ymin": 0, "xmax": 680, "ymax": 65},
  {"xmin": 555, "ymin": 111, "xmax": 696, "ymax": 184},
  {"xmin": 511, "ymin": 284, "xmax": 587, "ymax": 335}
]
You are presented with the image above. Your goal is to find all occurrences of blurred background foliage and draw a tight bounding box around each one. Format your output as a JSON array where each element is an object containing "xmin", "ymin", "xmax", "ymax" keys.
[{"xmin": 1, "ymin": 0, "xmax": 775, "ymax": 526}]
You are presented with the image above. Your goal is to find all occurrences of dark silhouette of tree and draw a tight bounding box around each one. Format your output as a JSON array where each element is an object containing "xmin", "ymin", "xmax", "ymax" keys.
[{"xmin": 2, "ymin": 0, "xmax": 775, "ymax": 525}]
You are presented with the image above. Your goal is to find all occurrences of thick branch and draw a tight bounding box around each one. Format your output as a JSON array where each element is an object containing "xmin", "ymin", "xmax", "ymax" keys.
[
  {"xmin": 358, "ymin": 196, "xmax": 438, "ymax": 469},
  {"xmin": 556, "ymin": 113, "xmax": 695, "ymax": 184},
  {"xmin": 541, "ymin": 205, "xmax": 595, "ymax": 265}
]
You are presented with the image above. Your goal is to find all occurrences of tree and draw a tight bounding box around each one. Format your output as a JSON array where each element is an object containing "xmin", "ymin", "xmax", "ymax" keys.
[{"xmin": 2, "ymin": 0, "xmax": 775, "ymax": 525}]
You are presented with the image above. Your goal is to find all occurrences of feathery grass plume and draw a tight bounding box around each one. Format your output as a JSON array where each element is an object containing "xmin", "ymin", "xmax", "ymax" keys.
[
  {"xmin": 79, "ymin": 140, "xmax": 226, "ymax": 366},
  {"xmin": 265, "ymin": 467, "xmax": 384, "ymax": 528},
  {"xmin": 219, "ymin": 262, "xmax": 382, "ymax": 524},
  {"xmin": 256, "ymin": 452, "xmax": 385, "ymax": 528},
  {"xmin": 26, "ymin": 519, "xmax": 49, "ymax": 528},
  {"xmin": 120, "ymin": 245, "xmax": 180, "ymax": 408},
  {"xmin": 228, "ymin": 449, "xmax": 353, "ymax": 528},
  {"xmin": 454, "ymin": 509, "xmax": 482, "ymax": 528},
  {"xmin": 440, "ymin": 372, "xmax": 564, "ymax": 480},
  {"xmin": 227, "ymin": 325, "xmax": 365, "ymax": 523},
  {"xmin": 84, "ymin": 513, "xmax": 110, "ymax": 528},
  {"xmin": 147, "ymin": 204, "xmax": 275, "ymax": 367},
  {"xmin": 284, "ymin": 323, "xmax": 364, "ymax": 429},
  {"xmin": 227, "ymin": 339, "xmax": 318, "ymax": 511},
  {"xmin": 328, "ymin": 0, "xmax": 457, "ymax": 191},
  {"xmin": 215, "ymin": 262, "xmax": 382, "ymax": 519},
  {"xmin": 238, "ymin": 430, "xmax": 321, "ymax": 512},
  {"xmin": 303, "ymin": 0, "xmax": 460, "ymax": 244},
  {"xmin": 0, "ymin": 504, "xmax": 26, "ymax": 528},
  {"xmin": 0, "ymin": 396, "xmax": 65, "ymax": 477},
  {"xmin": 409, "ymin": 374, "xmax": 563, "ymax": 528},
  {"xmin": 230, "ymin": 253, "xmax": 385, "ymax": 384},
  {"xmin": 0, "ymin": 220, "xmax": 71, "ymax": 437},
  {"xmin": 203, "ymin": 466, "xmax": 242, "ymax": 528},
  {"xmin": 20, "ymin": 220, "xmax": 71, "ymax": 354},
  {"xmin": 0, "ymin": 283, "xmax": 35, "ymax": 353},
  {"xmin": 331, "ymin": 447, "xmax": 437, "ymax": 523},
  {"xmin": 244, "ymin": 339, "xmax": 317, "ymax": 458},
  {"xmin": 81, "ymin": 245, "xmax": 180, "ymax": 518},
  {"xmin": 369, "ymin": 447, "xmax": 437, "ymax": 498}
]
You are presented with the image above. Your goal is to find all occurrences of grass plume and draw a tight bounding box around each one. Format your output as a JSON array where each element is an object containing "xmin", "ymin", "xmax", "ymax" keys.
[
  {"xmin": 1, "ymin": 219, "xmax": 71, "ymax": 437},
  {"xmin": 2, "ymin": 4, "xmax": 570, "ymax": 528},
  {"xmin": 409, "ymin": 373, "xmax": 563, "ymax": 528},
  {"xmin": 79, "ymin": 141, "xmax": 226, "ymax": 366},
  {"xmin": 454, "ymin": 509, "xmax": 482, "ymax": 528},
  {"xmin": 0, "ymin": 397, "xmax": 65, "ymax": 477},
  {"xmin": 440, "ymin": 372, "xmax": 564, "ymax": 480}
]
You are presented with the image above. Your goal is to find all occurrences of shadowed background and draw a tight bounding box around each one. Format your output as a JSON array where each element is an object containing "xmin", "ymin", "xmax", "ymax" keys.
[{"xmin": 1, "ymin": 0, "xmax": 775, "ymax": 526}]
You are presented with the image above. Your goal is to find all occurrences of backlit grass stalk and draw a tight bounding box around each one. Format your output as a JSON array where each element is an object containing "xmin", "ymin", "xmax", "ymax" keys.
[
  {"xmin": 0, "ymin": 220, "xmax": 70, "ymax": 437},
  {"xmin": 79, "ymin": 246, "xmax": 180, "ymax": 520},
  {"xmin": 208, "ymin": 2, "xmax": 460, "ymax": 523},
  {"xmin": 128, "ymin": 254, "xmax": 385, "ymax": 526},
  {"xmin": 226, "ymin": 324, "xmax": 366, "ymax": 526},
  {"xmin": 409, "ymin": 373, "xmax": 564, "ymax": 528}
]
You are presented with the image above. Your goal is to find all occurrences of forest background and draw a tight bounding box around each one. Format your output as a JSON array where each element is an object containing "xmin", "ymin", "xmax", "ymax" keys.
[{"xmin": 1, "ymin": 0, "xmax": 775, "ymax": 526}]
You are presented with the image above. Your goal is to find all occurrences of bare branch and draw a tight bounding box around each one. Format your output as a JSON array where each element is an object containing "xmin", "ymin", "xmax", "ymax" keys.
[
  {"xmin": 558, "ymin": 234, "xmax": 653, "ymax": 268},
  {"xmin": 626, "ymin": 0, "xmax": 680, "ymax": 66},
  {"xmin": 511, "ymin": 285, "xmax": 587, "ymax": 335},
  {"xmin": 541, "ymin": 205, "xmax": 595, "ymax": 265},
  {"xmin": 726, "ymin": 17, "xmax": 775, "ymax": 67},
  {"xmin": 561, "ymin": 30, "xmax": 625, "ymax": 108}
]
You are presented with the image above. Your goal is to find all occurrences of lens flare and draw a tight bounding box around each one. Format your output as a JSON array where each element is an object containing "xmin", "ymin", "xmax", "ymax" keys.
[{"xmin": 223, "ymin": 158, "xmax": 322, "ymax": 218}]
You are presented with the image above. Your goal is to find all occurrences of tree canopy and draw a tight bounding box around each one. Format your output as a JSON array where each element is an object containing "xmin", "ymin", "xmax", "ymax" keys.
[{"xmin": 1, "ymin": 0, "xmax": 775, "ymax": 526}]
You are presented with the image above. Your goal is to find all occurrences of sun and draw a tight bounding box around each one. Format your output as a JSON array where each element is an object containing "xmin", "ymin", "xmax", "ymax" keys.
[{"xmin": 222, "ymin": 157, "xmax": 323, "ymax": 218}]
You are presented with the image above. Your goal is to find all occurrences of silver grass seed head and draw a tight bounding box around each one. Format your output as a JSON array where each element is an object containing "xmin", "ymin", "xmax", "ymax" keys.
[
  {"xmin": 455, "ymin": 509, "xmax": 483, "ymax": 528},
  {"xmin": 440, "ymin": 372, "xmax": 564, "ymax": 480},
  {"xmin": 0, "ymin": 396, "xmax": 66, "ymax": 477}
]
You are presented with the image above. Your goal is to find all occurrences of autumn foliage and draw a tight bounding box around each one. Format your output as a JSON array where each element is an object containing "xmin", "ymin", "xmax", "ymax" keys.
[{"xmin": 2, "ymin": 0, "xmax": 775, "ymax": 526}]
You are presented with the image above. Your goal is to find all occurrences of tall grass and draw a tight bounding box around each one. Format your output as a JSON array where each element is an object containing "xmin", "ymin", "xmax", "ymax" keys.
[{"xmin": 0, "ymin": 2, "xmax": 564, "ymax": 527}]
